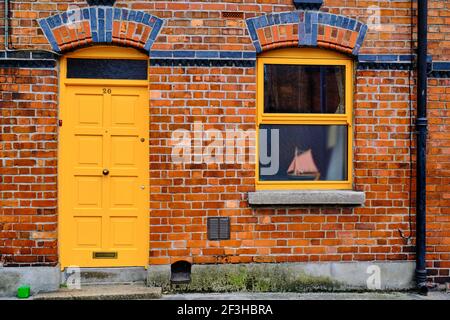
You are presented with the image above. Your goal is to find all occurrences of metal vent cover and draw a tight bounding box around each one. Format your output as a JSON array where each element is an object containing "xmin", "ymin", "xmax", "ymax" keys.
[
  {"xmin": 87, "ymin": 0, "xmax": 116, "ymax": 6},
  {"xmin": 207, "ymin": 217, "xmax": 230, "ymax": 240},
  {"xmin": 221, "ymin": 11, "xmax": 244, "ymax": 19}
]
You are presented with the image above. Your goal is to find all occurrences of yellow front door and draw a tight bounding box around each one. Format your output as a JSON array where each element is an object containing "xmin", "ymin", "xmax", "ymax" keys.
[{"xmin": 59, "ymin": 84, "xmax": 149, "ymax": 268}]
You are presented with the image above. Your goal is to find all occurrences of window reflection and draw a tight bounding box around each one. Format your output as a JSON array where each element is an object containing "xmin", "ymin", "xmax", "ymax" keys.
[
  {"xmin": 259, "ymin": 125, "xmax": 348, "ymax": 181},
  {"xmin": 264, "ymin": 64, "xmax": 345, "ymax": 114}
]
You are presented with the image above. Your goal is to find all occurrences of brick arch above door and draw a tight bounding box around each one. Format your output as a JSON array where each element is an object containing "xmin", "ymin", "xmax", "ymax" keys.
[
  {"xmin": 38, "ymin": 6, "xmax": 164, "ymax": 53},
  {"xmin": 246, "ymin": 11, "xmax": 368, "ymax": 56}
]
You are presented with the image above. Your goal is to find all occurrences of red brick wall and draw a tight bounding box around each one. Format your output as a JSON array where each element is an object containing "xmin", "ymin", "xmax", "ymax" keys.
[
  {"xmin": 427, "ymin": 78, "xmax": 450, "ymax": 283},
  {"xmin": 0, "ymin": 0, "xmax": 429, "ymax": 54},
  {"xmin": 0, "ymin": 67, "xmax": 58, "ymax": 266},
  {"xmin": 147, "ymin": 65, "xmax": 416, "ymax": 265},
  {"xmin": 0, "ymin": 0, "xmax": 449, "ymax": 284}
]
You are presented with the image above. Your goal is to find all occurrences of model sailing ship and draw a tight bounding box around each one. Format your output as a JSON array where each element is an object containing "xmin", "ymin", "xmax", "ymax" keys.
[{"xmin": 287, "ymin": 147, "xmax": 321, "ymax": 180}]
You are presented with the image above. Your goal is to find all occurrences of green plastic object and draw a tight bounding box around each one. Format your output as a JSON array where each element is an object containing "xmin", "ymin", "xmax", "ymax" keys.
[{"xmin": 17, "ymin": 286, "xmax": 30, "ymax": 299}]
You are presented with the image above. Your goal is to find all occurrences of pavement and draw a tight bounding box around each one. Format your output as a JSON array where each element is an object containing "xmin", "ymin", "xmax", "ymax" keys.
[
  {"xmin": 2, "ymin": 284, "xmax": 449, "ymax": 300},
  {"xmin": 161, "ymin": 291, "xmax": 450, "ymax": 300}
]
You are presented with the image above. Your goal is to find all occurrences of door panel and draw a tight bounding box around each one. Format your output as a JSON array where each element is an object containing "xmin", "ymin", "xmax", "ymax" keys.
[{"xmin": 60, "ymin": 85, "xmax": 149, "ymax": 268}]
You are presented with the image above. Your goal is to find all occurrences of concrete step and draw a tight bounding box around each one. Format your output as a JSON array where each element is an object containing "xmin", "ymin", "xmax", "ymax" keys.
[
  {"xmin": 62, "ymin": 267, "xmax": 147, "ymax": 286},
  {"xmin": 33, "ymin": 284, "xmax": 162, "ymax": 300}
]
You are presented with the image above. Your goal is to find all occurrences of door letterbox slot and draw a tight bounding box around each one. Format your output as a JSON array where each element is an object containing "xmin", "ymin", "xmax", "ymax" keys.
[{"xmin": 93, "ymin": 252, "xmax": 118, "ymax": 259}]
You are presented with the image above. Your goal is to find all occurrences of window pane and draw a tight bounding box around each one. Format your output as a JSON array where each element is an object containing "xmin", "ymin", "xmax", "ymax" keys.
[
  {"xmin": 264, "ymin": 64, "xmax": 345, "ymax": 114},
  {"xmin": 67, "ymin": 58, "xmax": 148, "ymax": 80},
  {"xmin": 259, "ymin": 125, "xmax": 348, "ymax": 181}
]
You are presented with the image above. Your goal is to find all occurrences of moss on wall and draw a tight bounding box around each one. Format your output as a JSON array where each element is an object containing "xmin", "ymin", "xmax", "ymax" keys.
[{"xmin": 148, "ymin": 264, "xmax": 341, "ymax": 293}]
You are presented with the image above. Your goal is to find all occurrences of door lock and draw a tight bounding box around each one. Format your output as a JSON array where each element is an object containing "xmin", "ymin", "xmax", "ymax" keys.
[{"xmin": 102, "ymin": 169, "xmax": 110, "ymax": 176}]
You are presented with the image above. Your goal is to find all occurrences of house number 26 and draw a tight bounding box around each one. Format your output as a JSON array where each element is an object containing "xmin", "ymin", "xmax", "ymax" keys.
[{"xmin": 103, "ymin": 88, "xmax": 112, "ymax": 94}]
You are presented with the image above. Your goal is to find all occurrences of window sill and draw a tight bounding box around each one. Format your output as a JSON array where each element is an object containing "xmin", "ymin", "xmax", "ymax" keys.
[{"xmin": 248, "ymin": 190, "xmax": 365, "ymax": 206}]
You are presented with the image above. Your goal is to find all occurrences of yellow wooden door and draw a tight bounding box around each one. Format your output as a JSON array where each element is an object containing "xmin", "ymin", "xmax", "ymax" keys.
[{"xmin": 59, "ymin": 85, "xmax": 149, "ymax": 268}]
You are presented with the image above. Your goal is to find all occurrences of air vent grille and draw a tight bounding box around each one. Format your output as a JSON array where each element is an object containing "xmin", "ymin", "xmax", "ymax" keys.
[
  {"xmin": 207, "ymin": 217, "xmax": 230, "ymax": 240},
  {"xmin": 221, "ymin": 11, "xmax": 244, "ymax": 19}
]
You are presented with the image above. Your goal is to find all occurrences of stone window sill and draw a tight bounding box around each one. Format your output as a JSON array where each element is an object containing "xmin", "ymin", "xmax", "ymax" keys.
[{"xmin": 248, "ymin": 190, "xmax": 365, "ymax": 206}]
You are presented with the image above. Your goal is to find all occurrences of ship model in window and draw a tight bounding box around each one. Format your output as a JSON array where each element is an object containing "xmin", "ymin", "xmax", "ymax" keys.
[{"xmin": 287, "ymin": 147, "xmax": 321, "ymax": 180}]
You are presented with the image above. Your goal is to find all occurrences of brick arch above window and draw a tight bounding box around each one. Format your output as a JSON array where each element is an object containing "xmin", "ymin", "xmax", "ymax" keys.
[
  {"xmin": 246, "ymin": 11, "xmax": 368, "ymax": 56},
  {"xmin": 38, "ymin": 7, "xmax": 164, "ymax": 53}
]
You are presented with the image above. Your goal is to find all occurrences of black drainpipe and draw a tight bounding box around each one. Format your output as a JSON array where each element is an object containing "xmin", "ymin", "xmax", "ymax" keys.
[
  {"xmin": 415, "ymin": 0, "xmax": 428, "ymax": 295},
  {"xmin": 4, "ymin": 0, "xmax": 10, "ymax": 50}
]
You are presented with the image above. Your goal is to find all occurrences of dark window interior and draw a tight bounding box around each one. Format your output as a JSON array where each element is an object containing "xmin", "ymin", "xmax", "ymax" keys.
[
  {"xmin": 67, "ymin": 58, "xmax": 148, "ymax": 80},
  {"xmin": 264, "ymin": 64, "xmax": 345, "ymax": 114}
]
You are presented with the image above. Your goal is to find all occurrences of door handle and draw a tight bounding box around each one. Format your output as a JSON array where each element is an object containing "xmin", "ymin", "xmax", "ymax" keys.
[{"xmin": 102, "ymin": 169, "xmax": 110, "ymax": 176}]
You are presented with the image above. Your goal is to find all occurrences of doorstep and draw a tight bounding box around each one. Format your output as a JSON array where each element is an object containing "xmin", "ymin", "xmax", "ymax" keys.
[{"xmin": 33, "ymin": 284, "xmax": 162, "ymax": 300}]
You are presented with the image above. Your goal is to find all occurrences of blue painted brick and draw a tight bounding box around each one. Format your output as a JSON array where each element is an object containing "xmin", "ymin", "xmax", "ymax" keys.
[
  {"xmin": 148, "ymin": 16, "xmax": 157, "ymax": 28},
  {"xmin": 257, "ymin": 15, "xmax": 268, "ymax": 28},
  {"xmin": 129, "ymin": 11, "xmax": 136, "ymax": 22},
  {"xmin": 253, "ymin": 17, "xmax": 261, "ymax": 29},
  {"xmin": 149, "ymin": 19, "xmax": 163, "ymax": 41},
  {"xmin": 323, "ymin": 13, "xmax": 331, "ymax": 25},
  {"xmin": 121, "ymin": 8, "xmax": 129, "ymax": 21},
  {"xmin": 114, "ymin": 8, "xmax": 121, "ymax": 20},
  {"xmin": 305, "ymin": 12, "xmax": 311, "ymax": 34},
  {"xmin": 220, "ymin": 51, "xmax": 242, "ymax": 59},
  {"xmin": 92, "ymin": 31, "xmax": 98, "ymax": 43},
  {"xmin": 106, "ymin": 8, "xmax": 113, "ymax": 31},
  {"xmin": 342, "ymin": 17, "xmax": 349, "ymax": 29},
  {"xmin": 267, "ymin": 14, "xmax": 275, "ymax": 26},
  {"xmin": 98, "ymin": 19, "xmax": 105, "ymax": 42},
  {"xmin": 90, "ymin": 8, "xmax": 98, "ymax": 31},
  {"xmin": 348, "ymin": 19, "xmax": 356, "ymax": 31},
  {"xmin": 357, "ymin": 25, "xmax": 368, "ymax": 46},
  {"xmin": 98, "ymin": 7, "xmax": 105, "ymax": 19},
  {"xmin": 246, "ymin": 20, "xmax": 258, "ymax": 41},
  {"xmin": 82, "ymin": 8, "xmax": 90, "ymax": 20},
  {"xmin": 298, "ymin": 22, "xmax": 306, "ymax": 44},
  {"xmin": 142, "ymin": 13, "xmax": 151, "ymax": 26},
  {"xmin": 253, "ymin": 41, "xmax": 262, "ymax": 53},
  {"xmin": 243, "ymin": 52, "xmax": 257, "ymax": 59},
  {"xmin": 376, "ymin": 55, "xmax": 399, "ymax": 62},
  {"xmin": 330, "ymin": 14, "xmax": 337, "ymax": 27},
  {"xmin": 336, "ymin": 16, "xmax": 343, "ymax": 28},
  {"xmin": 311, "ymin": 13, "xmax": 318, "ymax": 46},
  {"xmin": 144, "ymin": 39, "xmax": 154, "ymax": 52},
  {"xmin": 280, "ymin": 12, "xmax": 290, "ymax": 25},
  {"xmin": 358, "ymin": 55, "xmax": 377, "ymax": 62},
  {"xmin": 291, "ymin": 12, "xmax": 300, "ymax": 23},
  {"xmin": 399, "ymin": 55, "xmax": 414, "ymax": 62},
  {"xmin": 61, "ymin": 12, "xmax": 68, "ymax": 24},
  {"xmin": 135, "ymin": 11, "xmax": 144, "ymax": 23},
  {"xmin": 196, "ymin": 51, "xmax": 219, "ymax": 58},
  {"xmin": 318, "ymin": 12, "xmax": 324, "ymax": 24},
  {"xmin": 173, "ymin": 51, "xmax": 196, "ymax": 58},
  {"xmin": 106, "ymin": 31, "xmax": 112, "ymax": 43},
  {"xmin": 149, "ymin": 51, "xmax": 173, "ymax": 58},
  {"xmin": 46, "ymin": 17, "xmax": 55, "ymax": 29},
  {"xmin": 52, "ymin": 15, "xmax": 62, "ymax": 28},
  {"xmin": 274, "ymin": 13, "xmax": 281, "ymax": 25},
  {"xmin": 433, "ymin": 62, "xmax": 450, "ymax": 71},
  {"xmin": 298, "ymin": 10, "xmax": 305, "ymax": 23}
]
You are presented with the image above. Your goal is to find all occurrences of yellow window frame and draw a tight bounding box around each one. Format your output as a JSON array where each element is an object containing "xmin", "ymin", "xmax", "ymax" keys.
[{"xmin": 256, "ymin": 48, "xmax": 354, "ymax": 190}]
